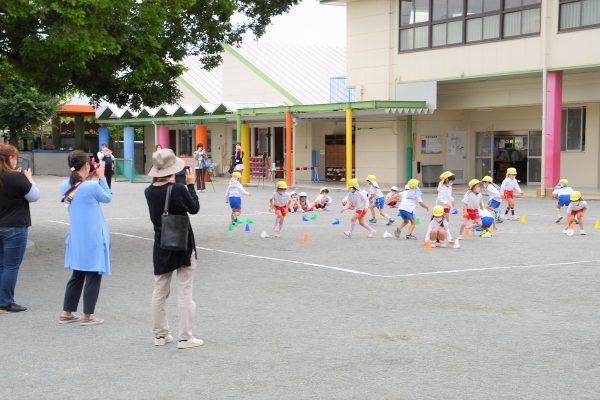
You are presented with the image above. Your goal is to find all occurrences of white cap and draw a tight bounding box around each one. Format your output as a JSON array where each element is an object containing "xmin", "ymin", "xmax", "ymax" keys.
[
  {"xmin": 390, "ymin": 186, "xmax": 399, "ymax": 191},
  {"xmin": 299, "ymin": 192, "xmax": 307, "ymax": 197},
  {"xmin": 320, "ymin": 187, "xmax": 329, "ymax": 192},
  {"xmin": 289, "ymin": 191, "xmax": 297, "ymax": 195}
]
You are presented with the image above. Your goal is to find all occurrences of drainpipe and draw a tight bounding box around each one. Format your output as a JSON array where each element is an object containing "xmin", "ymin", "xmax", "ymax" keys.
[{"xmin": 152, "ymin": 121, "xmax": 157, "ymax": 147}]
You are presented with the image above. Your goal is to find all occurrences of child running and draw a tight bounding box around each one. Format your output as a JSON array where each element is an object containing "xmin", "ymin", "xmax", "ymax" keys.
[
  {"xmin": 366, "ymin": 175, "xmax": 394, "ymax": 225},
  {"xmin": 340, "ymin": 178, "xmax": 376, "ymax": 238},
  {"xmin": 313, "ymin": 187, "xmax": 332, "ymax": 210},
  {"xmin": 552, "ymin": 178, "xmax": 573, "ymax": 223},
  {"xmin": 269, "ymin": 181, "xmax": 291, "ymax": 237},
  {"xmin": 564, "ymin": 191, "xmax": 588, "ymax": 235},
  {"xmin": 459, "ymin": 179, "xmax": 484, "ymax": 238},
  {"xmin": 436, "ymin": 171, "xmax": 455, "ymax": 221},
  {"xmin": 225, "ymin": 171, "xmax": 251, "ymax": 225},
  {"xmin": 394, "ymin": 179, "xmax": 429, "ymax": 240},
  {"xmin": 385, "ymin": 186, "xmax": 401, "ymax": 208},
  {"xmin": 298, "ymin": 192, "xmax": 313, "ymax": 212},
  {"xmin": 289, "ymin": 191, "xmax": 299, "ymax": 213},
  {"xmin": 424, "ymin": 205, "xmax": 454, "ymax": 248},
  {"xmin": 481, "ymin": 175, "xmax": 503, "ymax": 223},
  {"xmin": 500, "ymin": 167, "xmax": 523, "ymax": 220}
]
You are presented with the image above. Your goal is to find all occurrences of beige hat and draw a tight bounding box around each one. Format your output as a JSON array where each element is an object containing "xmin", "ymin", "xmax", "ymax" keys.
[{"xmin": 148, "ymin": 149, "xmax": 185, "ymax": 177}]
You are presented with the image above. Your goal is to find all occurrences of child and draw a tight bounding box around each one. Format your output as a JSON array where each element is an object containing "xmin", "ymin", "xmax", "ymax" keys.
[
  {"xmin": 298, "ymin": 192, "xmax": 313, "ymax": 212},
  {"xmin": 500, "ymin": 167, "xmax": 523, "ymax": 220},
  {"xmin": 564, "ymin": 191, "xmax": 588, "ymax": 235},
  {"xmin": 436, "ymin": 170, "xmax": 455, "ymax": 221},
  {"xmin": 340, "ymin": 178, "xmax": 376, "ymax": 238},
  {"xmin": 289, "ymin": 191, "xmax": 299, "ymax": 213},
  {"xmin": 385, "ymin": 186, "xmax": 401, "ymax": 208},
  {"xmin": 481, "ymin": 176, "xmax": 503, "ymax": 223},
  {"xmin": 424, "ymin": 205, "xmax": 454, "ymax": 248},
  {"xmin": 366, "ymin": 175, "xmax": 394, "ymax": 225},
  {"xmin": 313, "ymin": 187, "xmax": 332, "ymax": 210},
  {"xmin": 459, "ymin": 179, "xmax": 484, "ymax": 238},
  {"xmin": 269, "ymin": 181, "xmax": 291, "ymax": 237},
  {"xmin": 552, "ymin": 178, "xmax": 573, "ymax": 223},
  {"xmin": 225, "ymin": 171, "xmax": 251, "ymax": 225},
  {"xmin": 479, "ymin": 208, "xmax": 495, "ymax": 238},
  {"xmin": 394, "ymin": 179, "xmax": 429, "ymax": 240}
]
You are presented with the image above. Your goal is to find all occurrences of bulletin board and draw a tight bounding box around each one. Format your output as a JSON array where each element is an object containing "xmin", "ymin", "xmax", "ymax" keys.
[{"xmin": 420, "ymin": 135, "xmax": 442, "ymax": 154}]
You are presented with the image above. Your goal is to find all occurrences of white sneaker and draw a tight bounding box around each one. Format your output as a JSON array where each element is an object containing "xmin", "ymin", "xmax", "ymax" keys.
[
  {"xmin": 481, "ymin": 232, "xmax": 492, "ymax": 238},
  {"xmin": 580, "ymin": 230, "xmax": 586, "ymax": 235},
  {"xmin": 367, "ymin": 230, "xmax": 376, "ymax": 238},
  {"xmin": 177, "ymin": 337, "xmax": 204, "ymax": 349},
  {"xmin": 154, "ymin": 334, "xmax": 173, "ymax": 346},
  {"xmin": 439, "ymin": 243, "xmax": 447, "ymax": 248},
  {"xmin": 431, "ymin": 242, "xmax": 438, "ymax": 248},
  {"xmin": 343, "ymin": 231, "xmax": 352, "ymax": 238}
]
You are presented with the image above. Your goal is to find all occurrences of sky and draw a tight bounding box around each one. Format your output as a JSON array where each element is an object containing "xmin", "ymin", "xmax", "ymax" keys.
[{"xmin": 244, "ymin": 0, "xmax": 346, "ymax": 47}]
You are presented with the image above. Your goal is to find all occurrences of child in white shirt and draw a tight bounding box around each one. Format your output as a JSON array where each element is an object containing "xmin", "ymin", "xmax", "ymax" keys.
[
  {"xmin": 500, "ymin": 167, "xmax": 523, "ymax": 220},
  {"xmin": 564, "ymin": 191, "xmax": 588, "ymax": 235},
  {"xmin": 436, "ymin": 171, "xmax": 455, "ymax": 221},
  {"xmin": 552, "ymin": 178, "xmax": 573, "ymax": 223},
  {"xmin": 366, "ymin": 175, "xmax": 394, "ymax": 226},
  {"xmin": 424, "ymin": 206, "xmax": 454, "ymax": 248},
  {"xmin": 298, "ymin": 192, "xmax": 313, "ymax": 212},
  {"xmin": 394, "ymin": 179, "xmax": 429, "ymax": 240},
  {"xmin": 340, "ymin": 179, "xmax": 376, "ymax": 238},
  {"xmin": 269, "ymin": 181, "xmax": 292, "ymax": 237},
  {"xmin": 459, "ymin": 179, "xmax": 484, "ymax": 238},
  {"xmin": 481, "ymin": 175, "xmax": 503, "ymax": 223},
  {"xmin": 288, "ymin": 191, "xmax": 299, "ymax": 213},
  {"xmin": 385, "ymin": 186, "xmax": 401, "ymax": 208},
  {"xmin": 225, "ymin": 171, "xmax": 251, "ymax": 225},
  {"xmin": 313, "ymin": 187, "xmax": 332, "ymax": 210}
]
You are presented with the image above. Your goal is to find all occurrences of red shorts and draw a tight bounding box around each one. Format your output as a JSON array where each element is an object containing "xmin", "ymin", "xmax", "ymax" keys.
[
  {"xmin": 443, "ymin": 207, "xmax": 451, "ymax": 214},
  {"xmin": 355, "ymin": 209, "xmax": 367, "ymax": 218},
  {"xmin": 465, "ymin": 209, "xmax": 480, "ymax": 221},
  {"xmin": 570, "ymin": 209, "xmax": 585, "ymax": 217},
  {"xmin": 274, "ymin": 205, "xmax": 287, "ymax": 216},
  {"xmin": 504, "ymin": 190, "xmax": 514, "ymax": 200}
]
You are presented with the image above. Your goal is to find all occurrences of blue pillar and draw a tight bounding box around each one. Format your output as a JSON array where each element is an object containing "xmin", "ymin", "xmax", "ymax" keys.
[
  {"xmin": 98, "ymin": 127, "xmax": 109, "ymax": 150},
  {"xmin": 124, "ymin": 127, "xmax": 135, "ymax": 180}
]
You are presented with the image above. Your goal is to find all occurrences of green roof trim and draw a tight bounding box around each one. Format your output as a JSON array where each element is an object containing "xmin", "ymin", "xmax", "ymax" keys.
[
  {"xmin": 177, "ymin": 76, "xmax": 210, "ymax": 103},
  {"xmin": 222, "ymin": 44, "xmax": 303, "ymax": 105},
  {"xmin": 96, "ymin": 114, "xmax": 229, "ymax": 125}
]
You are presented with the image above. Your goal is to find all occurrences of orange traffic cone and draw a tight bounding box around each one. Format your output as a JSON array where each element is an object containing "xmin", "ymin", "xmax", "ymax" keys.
[
  {"xmin": 424, "ymin": 240, "xmax": 432, "ymax": 249},
  {"xmin": 303, "ymin": 233, "xmax": 311, "ymax": 243},
  {"xmin": 464, "ymin": 227, "xmax": 470, "ymax": 237}
]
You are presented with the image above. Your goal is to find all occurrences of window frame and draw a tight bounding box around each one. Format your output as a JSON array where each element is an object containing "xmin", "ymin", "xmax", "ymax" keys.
[
  {"xmin": 399, "ymin": 0, "xmax": 541, "ymax": 53},
  {"xmin": 561, "ymin": 106, "xmax": 586, "ymax": 152},
  {"xmin": 558, "ymin": 0, "xmax": 600, "ymax": 33}
]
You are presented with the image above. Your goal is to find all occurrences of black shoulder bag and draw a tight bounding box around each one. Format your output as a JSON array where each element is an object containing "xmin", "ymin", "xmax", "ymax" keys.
[{"xmin": 160, "ymin": 185, "xmax": 189, "ymax": 251}]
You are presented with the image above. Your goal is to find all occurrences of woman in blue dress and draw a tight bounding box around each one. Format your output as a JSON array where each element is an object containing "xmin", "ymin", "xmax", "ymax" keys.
[{"xmin": 59, "ymin": 150, "xmax": 112, "ymax": 326}]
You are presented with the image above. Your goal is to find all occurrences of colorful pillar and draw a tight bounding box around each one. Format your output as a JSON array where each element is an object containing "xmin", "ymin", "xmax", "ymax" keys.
[
  {"xmin": 406, "ymin": 116, "xmax": 413, "ymax": 181},
  {"xmin": 545, "ymin": 71, "xmax": 563, "ymax": 189},
  {"xmin": 195, "ymin": 125, "xmax": 207, "ymax": 149},
  {"xmin": 74, "ymin": 115, "xmax": 85, "ymax": 150},
  {"xmin": 236, "ymin": 114, "xmax": 242, "ymax": 144},
  {"xmin": 157, "ymin": 126, "xmax": 169, "ymax": 148},
  {"xmin": 345, "ymin": 108, "xmax": 353, "ymax": 182},
  {"xmin": 241, "ymin": 123, "xmax": 250, "ymax": 184},
  {"xmin": 51, "ymin": 115, "xmax": 61, "ymax": 149},
  {"xmin": 124, "ymin": 126, "xmax": 135, "ymax": 180},
  {"xmin": 285, "ymin": 112, "xmax": 293, "ymax": 187},
  {"xmin": 99, "ymin": 127, "xmax": 109, "ymax": 150}
]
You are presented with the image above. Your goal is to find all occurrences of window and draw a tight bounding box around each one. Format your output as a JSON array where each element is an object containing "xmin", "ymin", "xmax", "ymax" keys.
[
  {"xmin": 399, "ymin": 0, "xmax": 541, "ymax": 51},
  {"xmin": 561, "ymin": 107, "xmax": 586, "ymax": 151},
  {"xmin": 559, "ymin": 0, "xmax": 600, "ymax": 31},
  {"xmin": 179, "ymin": 129, "xmax": 193, "ymax": 156}
]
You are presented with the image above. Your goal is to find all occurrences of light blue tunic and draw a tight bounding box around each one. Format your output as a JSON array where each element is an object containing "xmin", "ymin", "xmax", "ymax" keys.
[{"xmin": 60, "ymin": 179, "xmax": 112, "ymax": 275}]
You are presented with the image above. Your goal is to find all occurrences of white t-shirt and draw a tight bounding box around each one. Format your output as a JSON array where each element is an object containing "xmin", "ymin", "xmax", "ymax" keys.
[
  {"xmin": 479, "ymin": 208, "xmax": 493, "ymax": 219},
  {"xmin": 500, "ymin": 177, "xmax": 522, "ymax": 193},
  {"xmin": 271, "ymin": 191, "xmax": 291, "ymax": 207},
  {"xmin": 369, "ymin": 184, "xmax": 384, "ymax": 199},
  {"xmin": 399, "ymin": 190, "xmax": 423, "ymax": 213},
  {"xmin": 315, "ymin": 194, "xmax": 332, "ymax": 205},
  {"xmin": 344, "ymin": 189, "xmax": 369, "ymax": 210},
  {"xmin": 436, "ymin": 185, "xmax": 454, "ymax": 206},
  {"xmin": 462, "ymin": 191, "xmax": 483, "ymax": 210},
  {"xmin": 486, "ymin": 183, "xmax": 502, "ymax": 202},
  {"xmin": 424, "ymin": 217, "xmax": 453, "ymax": 241},
  {"xmin": 552, "ymin": 185, "xmax": 573, "ymax": 197},
  {"xmin": 225, "ymin": 179, "xmax": 249, "ymax": 198},
  {"xmin": 567, "ymin": 200, "xmax": 588, "ymax": 213}
]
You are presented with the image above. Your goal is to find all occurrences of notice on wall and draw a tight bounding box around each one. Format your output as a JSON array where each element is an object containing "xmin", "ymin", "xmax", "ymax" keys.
[{"xmin": 420, "ymin": 135, "xmax": 442, "ymax": 154}]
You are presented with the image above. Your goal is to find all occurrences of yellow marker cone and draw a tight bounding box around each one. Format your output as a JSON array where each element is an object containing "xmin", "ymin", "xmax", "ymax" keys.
[
  {"xmin": 303, "ymin": 233, "xmax": 311, "ymax": 243},
  {"xmin": 520, "ymin": 216, "xmax": 527, "ymax": 223},
  {"xmin": 595, "ymin": 220, "xmax": 600, "ymax": 229}
]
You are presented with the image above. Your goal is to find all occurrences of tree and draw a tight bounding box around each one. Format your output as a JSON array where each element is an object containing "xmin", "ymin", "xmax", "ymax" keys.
[
  {"xmin": 0, "ymin": 78, "xmax": 60, "ymax": 145},
  {"xmin": 0, "ymin": 0, "xmax": 300, "ymax": 109}
]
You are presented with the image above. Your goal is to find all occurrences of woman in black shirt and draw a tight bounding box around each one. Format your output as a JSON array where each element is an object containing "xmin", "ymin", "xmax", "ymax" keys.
[{"xmin": 0, "ymin": 144, "xmax": 40, "ymax": 313}]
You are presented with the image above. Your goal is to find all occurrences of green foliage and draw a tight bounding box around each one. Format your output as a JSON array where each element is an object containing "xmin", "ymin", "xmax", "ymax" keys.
[
  {"xmin": 0, "ymin": 78, "xmax": 60, "ymax": 143},
  {"xmin": 0, "ymin": 0, "xmax": 300, "ymax": 109}
]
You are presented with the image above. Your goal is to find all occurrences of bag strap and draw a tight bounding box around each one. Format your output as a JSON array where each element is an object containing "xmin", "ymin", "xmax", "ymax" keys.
[{"xmin": 163, "ymin": 185, "xmax": 173, "ymax": 215}]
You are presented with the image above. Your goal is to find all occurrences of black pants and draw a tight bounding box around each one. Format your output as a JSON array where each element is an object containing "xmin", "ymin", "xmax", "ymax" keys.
[
  {"xmin": 105, "ymin": 170, "xmax": 113, "ymax": 189},
  {"xmin": 195, "ymin": 168, "xmax": 205, "ymax": 190},
  {"xmin": 63, "ymin": 270, "xmax": 102, "ymax": 315}
]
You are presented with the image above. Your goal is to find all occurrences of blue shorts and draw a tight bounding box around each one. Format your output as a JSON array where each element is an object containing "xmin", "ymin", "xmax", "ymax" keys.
[
  {"xmin": 229, "ymin": 196, "xmax": 242, "ymax": 210},
  {"xmin": 398, "ymin": 209, "xmax": 415, "ymax": 221},
  {"xmin": 481, "ymin": 216, "xmax": 494, "ymax": 228},
  {"xmin": 488, "ymin": 199, "xmax": 501, "ymax": 209},
  {"xmin": 374, "ymin": 197, "xmax": 385, "ymax": 210},
  {"xmin": 558, "ymin": 194, "xmax": 571, "ymax": 207}
]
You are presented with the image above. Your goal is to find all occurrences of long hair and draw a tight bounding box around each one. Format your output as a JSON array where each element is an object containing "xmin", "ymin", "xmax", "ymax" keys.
[
  {"xmin": 67, "ymin": 150, "xmax": 90, "ymax": 185},
  {"xmin": 0, "ymin": 143, "xmax": 18, "ymax": 175}
]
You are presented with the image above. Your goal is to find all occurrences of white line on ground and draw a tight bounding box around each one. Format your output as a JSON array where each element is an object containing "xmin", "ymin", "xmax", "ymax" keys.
[{"xmin": 47, "ymin": 220, "xmax": 600, "ymax": 279}]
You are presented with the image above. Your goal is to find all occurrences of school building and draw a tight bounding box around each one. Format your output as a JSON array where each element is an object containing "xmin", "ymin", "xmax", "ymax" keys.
[{"xmin": 96, "ymin": 0, "xmax": 600, "ymax": 195}]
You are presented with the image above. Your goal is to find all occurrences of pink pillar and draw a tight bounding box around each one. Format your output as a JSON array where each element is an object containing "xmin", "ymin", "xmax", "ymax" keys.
[
  {"xmin": 545, "ymin": 71, "xmax": 563, "ymax": 188},
  {"xmin": 157, "ymin": 126, "xmax": 169, "ymax": 149}
]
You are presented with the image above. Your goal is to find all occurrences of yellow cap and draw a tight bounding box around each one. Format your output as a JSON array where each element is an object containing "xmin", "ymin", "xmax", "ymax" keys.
[
  {"xmin": 276, "ymin": 181, "xmax": 288, "ymax": 190},
  {"xmin": 432, "ymin": 205, "xmax": 444, "ymax": 217},
  {"xmin": 481, "ymin": 176, "xmax": 493, "ymax": 183},
  {"xmin": 570, "ymin": 191, "xmax": 581, "ymax": 201},
  {"xmin": 366, "ymin": 175, "xmax": 377, "ymax": 182},
  {"xmin": 559, "ymin": 178, "xmax": 569, "ymax": 185},
  {"xmin": 439, "ymin": 171, "xmax": 455, "ymax": 180},
  {"xmin": 507, "ymin": 167, "xmax": 517, "ymax": 175},
  {"xmin": 468, "ymin": 179, "xmax": 481, "ymax": 188},
  {"xmin": 231, "ymin": 171, "xmax": 242, "ymax": 179},
  {"xmin": 408, "ymin": 179, "xmax": 419, "ymax": 189},
  {"xmin": 347, "ymin": 178, "xmax": 359, "ymax": 189}
]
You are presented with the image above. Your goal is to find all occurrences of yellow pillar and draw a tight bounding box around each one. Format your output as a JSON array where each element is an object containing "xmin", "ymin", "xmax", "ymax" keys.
[
  {"xmin": 241, "ymin": 123, "xmax": 250, "ymax": 184},
  {"xmin": 345, "ymin": 108, "xmax": 353, "ymax": 183}
]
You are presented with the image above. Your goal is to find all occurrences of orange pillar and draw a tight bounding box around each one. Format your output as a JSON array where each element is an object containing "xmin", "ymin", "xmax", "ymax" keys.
[
  {"xmin": 286, "ymin": 112, "xmax": 293, "ymax": 187},
  {"xmin": 195, "ymin": 125, "xmax": 207, "ymax": 148}
]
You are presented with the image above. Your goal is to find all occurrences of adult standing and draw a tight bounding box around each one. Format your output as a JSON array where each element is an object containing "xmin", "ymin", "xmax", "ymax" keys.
[
  {"xmin": 97, "ymin": 143, "xmax": 115, "ymax": 189},
  {"xmin": 193, "ymin": 143, "xmax": 206, "ymax": 191},
  {"xmin": 0, "ymin": 144, "xmax": 40, "ymax": 313},
  {"xmin": 144, "ymin": 149, "xmax": 203, "ymax": 349},
  {"xmin": 231, "ymin": 143, "xmax": 244, "ymax": 176},
  {"xmin": 59, "ymin": 150, "xmax": 112, "ymax": 325}
]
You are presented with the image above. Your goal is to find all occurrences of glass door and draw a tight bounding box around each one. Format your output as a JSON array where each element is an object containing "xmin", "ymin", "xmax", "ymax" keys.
[
  {"xmin": 528, "ymin": 130, "xmax": 541, "ymax": 184},
  {"xmin": 475, "ymin": 132, "xmax": 493, "ymax": 178}
]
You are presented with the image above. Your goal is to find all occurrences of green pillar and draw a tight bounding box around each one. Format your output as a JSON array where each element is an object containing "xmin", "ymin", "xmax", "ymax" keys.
[
  {"xmin": 236, "ymin": 113, "xmax": 242, "ymax": 143},
  {"xmin": 51, "ymin": 115, "xmax": 61, "ymax": 149},
  {"xmin": 74, "ymin": 115, "xmax": 85, "ymax": 150},
  {"xmin": 406, "ymin": 116, "xmax": 413, "ymax": 181}
]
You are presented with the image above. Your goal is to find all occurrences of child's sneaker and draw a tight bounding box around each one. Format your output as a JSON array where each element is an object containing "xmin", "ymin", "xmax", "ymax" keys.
[
  {"xmin": 431, "ymin": 242, "xmax": 438, "ymax": 248},
  {"xmin": 394, "ymin": 227, "xmax": 402, "ymax": 239},
  {"xmin": 154, "ymin": 334, "xmax": 174, "ymax": 346},
  {"xmin": 367, "ymin": 230, "xmax": 376, "ymax": 238},
  {"xmin": 512, "ymin": 215, "xmax": 519, "ymax": 220},
  {"xmin": 580, "ymin": 230, "xmax": 586, "ymax": 235},
  {"xmin": 386, "ymin": 219, "xmax": 395, "ymax": 226},
  {"xmin": 343, "ymin": 231, "xmax": 352, "ymax": 238},
  {"xmin": 439, "ymin": 242, "xmax": 447, "ymax": 248},
  {"xmin": 555, "ymin": 215, "xmax": 563, "ymax": 223},
  {"xmin": 369, "ymin": 218, "xmax": 377, "ymax": 223},
  {"xmin": 177, "ymin": 337, "xmax": 204, "ymax": 349},
  {"xmin": 405, "ymin": 234, "xmax": 417, "ymax": 240},
  {"xmin": 481, "ymin": 231, "xmax": 492, "ymax": 238}
]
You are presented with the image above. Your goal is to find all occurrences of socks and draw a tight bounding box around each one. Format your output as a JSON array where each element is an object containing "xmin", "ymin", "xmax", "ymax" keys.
[
  {"xmin": 360, "ymin": 222, "xmax": 374, "ymax": 232},
  {"xmin": 505, "ymin": 208, "xmax": 510, "ymax": 215},
  {"xmin": 350, "ymin": 222, "xmax": 357, "ymax": 233},
  {"xmin": 511, "ymin": 209, "xmax": 515, "ymax": 216}
]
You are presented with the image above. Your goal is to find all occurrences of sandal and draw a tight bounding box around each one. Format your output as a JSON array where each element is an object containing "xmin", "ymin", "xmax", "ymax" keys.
[
  {"xmin": 58, "ymin": 315, "xmax": 81, "ymax": 324},
  {"xmin": 80, "ymin": 317, "xmax": 104, "ymax": 326}
]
